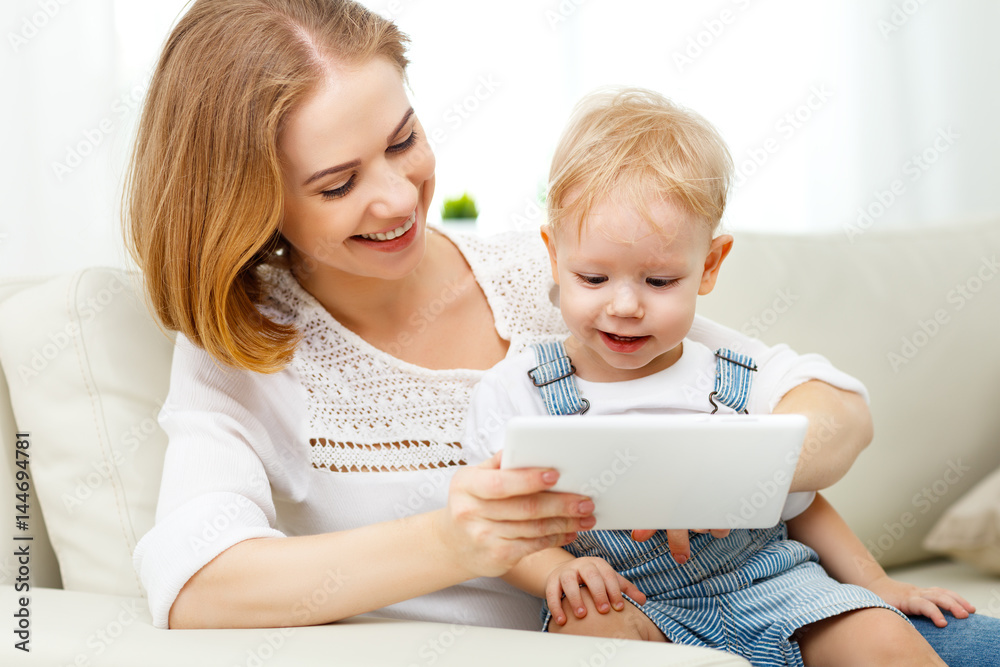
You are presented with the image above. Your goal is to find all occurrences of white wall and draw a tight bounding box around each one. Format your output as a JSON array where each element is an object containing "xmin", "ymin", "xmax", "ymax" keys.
[{"xmin": 2, "ymin": 0, "xmax": 998, "ymax": 278}]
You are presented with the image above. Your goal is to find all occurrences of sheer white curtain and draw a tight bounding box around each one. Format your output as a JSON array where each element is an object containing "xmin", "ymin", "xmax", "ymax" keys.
[
  {"xmin": 2, "ymin": 0, "xmax": 997, "ymax": 277},
  {"xmin": 2, "ymin": 0, "xmax": 186, "ymax": 276},
  {"xmin": 393, "ymin": 0, "xmax": 1000, "ymax": 236}
]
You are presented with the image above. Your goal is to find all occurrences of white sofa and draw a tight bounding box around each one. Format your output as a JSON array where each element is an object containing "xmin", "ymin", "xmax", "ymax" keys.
[{"xmin": 2, "ymin": 222, "xmax": 999, "ymax": 666}]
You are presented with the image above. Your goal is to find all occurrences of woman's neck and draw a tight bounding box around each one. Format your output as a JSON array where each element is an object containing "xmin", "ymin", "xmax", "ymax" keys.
[{"xmin": 291, "ymin": 232, "xmax": 454, "ymax": 335}]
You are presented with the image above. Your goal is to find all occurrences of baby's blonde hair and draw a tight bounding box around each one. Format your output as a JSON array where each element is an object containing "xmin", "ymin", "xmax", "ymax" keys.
[{"xmin": 547, "ymin": 87, "xmax": 733, "ymax": 239}]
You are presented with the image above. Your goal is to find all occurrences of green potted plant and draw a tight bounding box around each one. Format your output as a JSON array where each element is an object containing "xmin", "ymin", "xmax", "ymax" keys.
[{"xmin": 440, "ymin": 192, "xmax": 479, "ymax": 230}]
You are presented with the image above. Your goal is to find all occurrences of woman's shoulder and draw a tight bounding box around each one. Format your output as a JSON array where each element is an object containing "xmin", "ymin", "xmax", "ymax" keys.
[
  {"xmin": 443, "ymin": 226, "xmax": 548, "ymax": 273},
  {"xmin": 254, "ymin": 262, "xmax": 307, "ymax": 328},
  {"xmin": 440, "ymin": 226, "xmax": 566, "ymax": 340}
]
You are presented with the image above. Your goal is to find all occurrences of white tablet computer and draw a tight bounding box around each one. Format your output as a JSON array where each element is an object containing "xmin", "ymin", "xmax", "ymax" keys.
[{"xmin": 501, "ymin": 414, "xmax": 808, "ymax": 530}]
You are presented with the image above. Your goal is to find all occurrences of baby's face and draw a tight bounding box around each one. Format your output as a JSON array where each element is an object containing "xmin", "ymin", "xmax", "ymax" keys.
[{"xmin": 543, "ymin": 197, "xmax": 728, "ymax": 382}]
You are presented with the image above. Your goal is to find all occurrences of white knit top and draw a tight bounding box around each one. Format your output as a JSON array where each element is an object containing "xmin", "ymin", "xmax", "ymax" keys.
[{"xmin": 133, "ymin": 227, "xmax": 860, "ymax": 630}]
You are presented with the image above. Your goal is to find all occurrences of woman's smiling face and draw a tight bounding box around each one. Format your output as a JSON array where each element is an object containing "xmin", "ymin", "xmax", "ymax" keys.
[{"xmin": 278, "ymin": 57, "xmax": 436, "ymax": 282}]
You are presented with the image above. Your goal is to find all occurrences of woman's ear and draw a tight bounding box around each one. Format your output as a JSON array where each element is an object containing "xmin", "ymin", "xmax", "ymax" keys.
[
  {"xmin": 540, "ymin": 225, "xmax": 561, "ymax": 285},
  {"xmin": 698, "ymin": 234, "xmax": 733, "ymax": 295}
]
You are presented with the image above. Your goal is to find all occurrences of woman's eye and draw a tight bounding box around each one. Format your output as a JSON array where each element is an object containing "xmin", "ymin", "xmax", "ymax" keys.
[
  {"xmin": 320, "ymin": 175, "xmax": 357, "ymax": 200},
  {"xmin": 646, "ymin": 277, "xmax": 677, "ymax": 288},
  {"xmin": 577, "ymin": 274, "xmax": 607, "ymax": 285},
  {"xmin": 387, "ymin": 129, "xmax": 418, "ymax": 154}
]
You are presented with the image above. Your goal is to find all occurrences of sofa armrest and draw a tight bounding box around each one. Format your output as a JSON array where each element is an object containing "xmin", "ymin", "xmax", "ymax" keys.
[{"xmin": 1, "ymin": 587, "xmax": 749, "ymax": 666}]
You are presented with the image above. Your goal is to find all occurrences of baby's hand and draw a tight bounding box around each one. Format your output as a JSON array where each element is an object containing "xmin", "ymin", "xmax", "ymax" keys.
[
  {"xmin": 865, "ymin": 575, "xmax": 976, "ymax": 627},
  {"xmin": 546, "ymin": 557, "xmax": 647, "ymax": 626}
]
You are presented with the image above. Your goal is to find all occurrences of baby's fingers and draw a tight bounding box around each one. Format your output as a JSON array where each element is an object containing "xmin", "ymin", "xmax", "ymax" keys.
[
  {"xmin": 579, "ymin": 568, "xmax": 618, "ymax": 614},
  {"xmin": 616, "ymin": 573, "xmax": 647, "ymax": 606},
  {"xmin": 545, "ymin": 581, "xmax": 570, "ymax": 626},
  {"xmin": 938, "ymin": 588, "xmax": 976, "ymax": 615},
  {"xmin": 559, "ymin": 572, "xmax": 590, "ymax": 619},
  {"xmin": 921, "ymin": 588, "xmax": 975, "ymax": 620},
  {"xmin": 906, "ymin": 597, "xmax": 949, "ymax": 627}
]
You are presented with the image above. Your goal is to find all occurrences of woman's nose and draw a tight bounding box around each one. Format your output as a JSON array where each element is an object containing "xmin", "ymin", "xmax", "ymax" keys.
[{"xmin": 370, "ymin": 160, "xmax": 418, "ymax": 220}]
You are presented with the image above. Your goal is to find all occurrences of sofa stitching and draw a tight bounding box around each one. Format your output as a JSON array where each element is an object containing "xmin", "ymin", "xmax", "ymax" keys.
[{"xmin": 69, "ymin": 268, "xmax": 145, "ymax": 594}]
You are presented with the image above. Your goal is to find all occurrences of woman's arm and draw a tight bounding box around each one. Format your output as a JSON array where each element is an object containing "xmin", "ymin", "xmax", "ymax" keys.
[
  {"xmin": 169, "ymin": 455, "xmax": 593, "ymax": 628},
  {"xmin": 773, "ymin": 380, "xmax": 873, "ymax": 492}
]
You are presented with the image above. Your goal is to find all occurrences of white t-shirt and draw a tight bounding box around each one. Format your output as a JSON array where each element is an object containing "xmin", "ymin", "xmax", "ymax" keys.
[
  {"xmin": 462, "ymin": 338, "xmax": 868, "ymax": 521},
  {"xmin": 133, "ymin": 227, "xmax": 866, "ymax": 630}
]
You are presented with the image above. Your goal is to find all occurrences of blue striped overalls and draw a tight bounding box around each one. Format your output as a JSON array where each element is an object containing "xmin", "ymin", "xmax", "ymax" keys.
[{"xmin": 527, "ymin": 340, "xmax": 905, "ymax": 667}]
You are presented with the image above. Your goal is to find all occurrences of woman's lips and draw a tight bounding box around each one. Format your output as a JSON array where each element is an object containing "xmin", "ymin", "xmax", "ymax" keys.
[
  {"xmin": 351, "ymin": 211, "xmax": 419, "ymax": 252},
  {"xmin": 599, "ymin": 331, "xmax": 650, "ymax": 353},
  {"xmin": 356, "ymin": 211, "xmax": 416, "ymax": 241}
]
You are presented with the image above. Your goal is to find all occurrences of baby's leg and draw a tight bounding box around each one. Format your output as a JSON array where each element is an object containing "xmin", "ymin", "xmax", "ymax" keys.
[{"xmin": 795, "ymin": 608, "xmax": 945, "ymax": 666}]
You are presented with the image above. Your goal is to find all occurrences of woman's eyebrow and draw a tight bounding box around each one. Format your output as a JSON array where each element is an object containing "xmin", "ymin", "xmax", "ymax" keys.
[
  {"xmin": 302, "ymin": 108, "xmax": 415, "ymax": 188},
  {"xmin": 387, "ymin": 107, "xmax": 415, "ymax": 143},
  {"xmin": 303, "ymin": 159, "xmax": 362, "ymax": 187}
]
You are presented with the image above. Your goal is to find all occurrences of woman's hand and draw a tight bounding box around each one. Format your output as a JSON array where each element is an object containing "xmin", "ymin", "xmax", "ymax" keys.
[
  {"xmin": 865, "ymin": 575, "xmax": 976, "ymax": 627},
  {"xmin": 630, "ymin": 529, "xmax": 730, "ymax": 564},
  {"xmin": 435, "ymin": 452, "xmax": 597, "ymax": 578},
  {"xmin": 545, "ymin": 557, "xmax": 646, "ymax": 626}
]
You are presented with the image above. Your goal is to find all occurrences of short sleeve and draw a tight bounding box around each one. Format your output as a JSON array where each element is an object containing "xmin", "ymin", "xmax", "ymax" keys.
[
  {"xmin": 780, "ymin": 492, "xmax": 816, "ymax": 521},
  {"xmin": 132, "ymin": 334, "xmax": 306, "ymax": 628},
  {"xmin": 461, "ymin": 347, "xmax": 548, "ymax": 463},
  {"xmin": 688, "ymin": 315, "xmax": 869, "ymax": 411}
]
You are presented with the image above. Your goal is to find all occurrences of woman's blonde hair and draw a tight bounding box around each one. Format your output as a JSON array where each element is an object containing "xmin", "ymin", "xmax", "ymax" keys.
[
  {"xmin": 123, "ymin": 0, "xmax": 408, "ymax": 373},
  {"xmin": 547, "ymin": 87, "xmax": 733, "ymax": 239}
]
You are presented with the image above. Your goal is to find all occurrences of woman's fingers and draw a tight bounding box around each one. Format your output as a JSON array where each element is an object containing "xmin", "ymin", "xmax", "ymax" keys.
[
  {"xmin": 441, "ymin": 455, "xmax": 596, "ymax": 576},
  {"xmin": 666, "ymin": 530, "xmax": 691, "ymax": 564},
  {"xmin": 453, "ymin": 456, "xmax": 595, "ymax": 522},
  {"xmin": 460, "ymin": 451, "xmax": 559, "ymax": 499}
]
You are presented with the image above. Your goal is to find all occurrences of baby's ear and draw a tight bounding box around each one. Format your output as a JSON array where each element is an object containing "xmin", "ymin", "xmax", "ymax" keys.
[
  {"xmin": 698, "ymin": 234, "xmax": 733, "ymax": 295},
  {"xmin": 540, "ymin": 225, "xmax": 561, "ymax": 284}
]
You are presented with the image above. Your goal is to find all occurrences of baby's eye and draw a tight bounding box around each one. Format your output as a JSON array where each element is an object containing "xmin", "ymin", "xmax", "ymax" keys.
[
  {"xmin": 576, "ymin": 274, "xmax": 607, "ymax": 286},
  {"xmin": 646, "ymin": 277, "xmax": 677, "ymax": 288}
]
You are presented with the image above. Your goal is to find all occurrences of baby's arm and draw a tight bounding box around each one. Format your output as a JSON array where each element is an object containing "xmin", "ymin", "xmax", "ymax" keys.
[
  {"xmin": 502, "ymin": 548, "xmax": 647, "ymax": 626},
  {"xmin": 786, "ymin": 493, "xmax": 975, "ymax": 626}
]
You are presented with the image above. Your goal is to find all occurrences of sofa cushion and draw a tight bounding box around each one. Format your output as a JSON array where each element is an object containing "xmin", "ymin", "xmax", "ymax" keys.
[
  {"xmin": 698, "ymin": 220, "xmax": 1000, "ymax": 568},
  {"xmin": 0, "ymin": 268, "xmax": 173, "ymax": 596},
  {"xmin": 924, "ymin": 464, "xmax": 1000, "ymax": 575}
]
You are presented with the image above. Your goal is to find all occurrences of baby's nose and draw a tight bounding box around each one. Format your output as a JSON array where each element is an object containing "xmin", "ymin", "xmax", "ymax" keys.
[{"xmin": 607, "ymin": 284, "xmax": 642, "ymax": 317}]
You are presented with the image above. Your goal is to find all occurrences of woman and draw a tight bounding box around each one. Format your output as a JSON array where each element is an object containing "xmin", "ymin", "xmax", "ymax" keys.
[{"xmin": 126, "ymin": 0, "xmax": 996, "ymax": 659}]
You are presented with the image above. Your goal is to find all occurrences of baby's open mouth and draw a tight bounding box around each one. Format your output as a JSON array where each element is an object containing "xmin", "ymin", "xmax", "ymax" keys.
[{"xmin": 604, "ymin": 332, "xmax": 647, "ymax": 342}]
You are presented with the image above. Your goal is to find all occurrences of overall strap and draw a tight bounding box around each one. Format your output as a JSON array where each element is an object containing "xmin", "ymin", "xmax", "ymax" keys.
[
  {"xmin": 709, "ymin": 348, "xmax": 758, "ymax": 414},
  {"xmin": 527, "ymin": 341, "xmax": 590, "ymax": 416}
]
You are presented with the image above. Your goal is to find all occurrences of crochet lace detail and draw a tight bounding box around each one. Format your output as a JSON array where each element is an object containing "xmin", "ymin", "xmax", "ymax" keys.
[{"xmin": 258, "ymin": 228, "xmax": 567, "ymax": 472}]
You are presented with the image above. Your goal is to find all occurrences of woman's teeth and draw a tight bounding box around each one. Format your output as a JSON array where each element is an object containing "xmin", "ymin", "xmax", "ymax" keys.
[{"xmin": 358, "ymin": 213, "xmax": 415, "ymax": 241}]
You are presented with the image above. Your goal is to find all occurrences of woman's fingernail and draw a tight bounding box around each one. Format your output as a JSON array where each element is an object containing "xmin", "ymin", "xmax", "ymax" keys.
[
  {"xmin": 577, "ymin": 500, "xmax": 595, "ymax": 514},
  {"xmin": 576, "ymin": 607, "xmax": 585, "ymax": 617},
  {"xmin": 613, "ymin": 601, "xmax": 624, "ymax": 610},
  {"xmin": 674, "ymin": 553, "xmax": 688, "ymax": 565},
  {"xmin": 542, "ymin": 470, "xmax": 558, "ymax": 484},
  {"xmin": 580, "ymin": 516, "xmax": 597, "ymax": 529}
]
